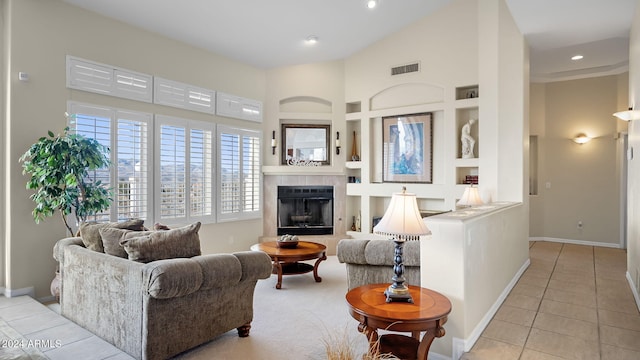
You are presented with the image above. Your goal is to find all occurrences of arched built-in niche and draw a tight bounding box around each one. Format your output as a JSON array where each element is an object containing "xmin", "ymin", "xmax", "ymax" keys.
[
  {"xmin": 369, "ymin": 83, "xmax": 444, "ymax": 111},
  {"xmin": 279, "ymin": 96, "xmax": 332, "ymax": 113}
]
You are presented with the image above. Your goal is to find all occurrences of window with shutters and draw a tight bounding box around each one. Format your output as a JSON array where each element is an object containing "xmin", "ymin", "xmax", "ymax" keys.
[
  {"xmin": 217, "ymin": 125, "xmax": 261, "ymax": 222},
  {"xmin": 155, "ymin": 116, "xmax": 215, "ymax": 225},
  {"xmin": 68, "ymin": 102, "xmax": 153, "ymax": 223},
  {"xmin": 154, "ymin": 77, "xmax": 216, "ymax": 114},
  {"xmin": 66, "ymin": 56, "xmax": 153, "ymax": 103}
]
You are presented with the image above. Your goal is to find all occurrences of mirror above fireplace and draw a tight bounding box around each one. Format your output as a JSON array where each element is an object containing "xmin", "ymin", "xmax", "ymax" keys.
[{"xmin": 281, "ymin": 124, "xmax": 330, "ymax": 165}]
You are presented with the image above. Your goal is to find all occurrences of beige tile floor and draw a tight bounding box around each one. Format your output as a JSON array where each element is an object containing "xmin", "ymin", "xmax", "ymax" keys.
[{"xmin": 462, "ymin": 241, "xmax": 640, "ymax": 360}]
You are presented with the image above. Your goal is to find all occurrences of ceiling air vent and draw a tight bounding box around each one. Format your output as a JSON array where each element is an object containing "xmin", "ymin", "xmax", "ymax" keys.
[{"xmin": 391, "ymin": 62, "xmax": 420, "ymax": 76}]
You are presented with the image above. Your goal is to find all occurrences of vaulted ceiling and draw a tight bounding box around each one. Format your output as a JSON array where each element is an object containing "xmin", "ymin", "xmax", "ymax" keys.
[{"xmin": 62, "ymin": 0, "xmax": 637, "ymax": 82}]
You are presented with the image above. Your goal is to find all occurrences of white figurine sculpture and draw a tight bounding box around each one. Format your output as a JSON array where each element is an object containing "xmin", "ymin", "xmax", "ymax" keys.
[{"xmin": 461, "ymin": 118, "xmax": 477, "ymax": 159}]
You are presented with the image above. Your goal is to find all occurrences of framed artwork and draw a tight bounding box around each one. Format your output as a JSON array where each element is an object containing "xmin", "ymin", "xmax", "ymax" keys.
[{"xmin": 382, "ymin": 112, "xmax": 433, "ymax": 183}]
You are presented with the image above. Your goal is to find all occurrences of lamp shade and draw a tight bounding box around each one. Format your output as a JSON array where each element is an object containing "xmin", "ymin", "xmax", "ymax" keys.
[
  {"xmin": 613, "ymin": 109, "xmax": 640, "ymax": 121},
  {"xmin": 373, "ymin": 187, "xmax": 429, "ymax": 239},
  {"xmin": 457, "ymin": 185, "xmax": 483, "ymax": 207}
]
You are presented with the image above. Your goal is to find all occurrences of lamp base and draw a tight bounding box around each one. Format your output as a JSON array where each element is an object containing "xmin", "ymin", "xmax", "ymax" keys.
[{"xmin": 385, "ymin": 284, "xmax": 413, "ymax": 303}]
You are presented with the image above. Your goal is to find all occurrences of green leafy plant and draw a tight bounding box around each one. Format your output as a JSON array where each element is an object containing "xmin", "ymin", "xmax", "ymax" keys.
[{"xmin": 19, "ymin": 126, "xmax": 112, "ymax": 235}]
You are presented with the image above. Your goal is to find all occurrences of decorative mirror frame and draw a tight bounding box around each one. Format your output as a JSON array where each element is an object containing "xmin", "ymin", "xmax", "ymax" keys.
[{"xmin": 281, "ymin": 124, "xmax": 330, "ymax": 166}]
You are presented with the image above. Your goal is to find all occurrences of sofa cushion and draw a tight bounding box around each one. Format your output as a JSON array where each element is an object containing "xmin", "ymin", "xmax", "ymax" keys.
[
  {"xmin": 121, "ymin": 222, "xmax": 202, "ymax": 263},
  {"xmin": 364, "ymin": 239, "xmax": 421, "ymax": 267},
  {"xmin": 79, "ymin": 219, "xmax": 145, "ymax": 252},
  {"xmin": 192, "ymin": 254, "xmax": 242, "ymax": 289},
  {"xmin": 143, "ymin": 258, "xmax": 203, "ymax": 299},
  {"xmin": 99, "ymin": 228, "xmax": 154, "ymax": 258}
]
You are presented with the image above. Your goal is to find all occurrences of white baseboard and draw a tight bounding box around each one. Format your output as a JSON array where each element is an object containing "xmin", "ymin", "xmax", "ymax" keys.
[
  {"xmin": 3, "ymin": 286, "xmax": 35, "ymax": 298},
  {"xmin": 529, "ymin": 237, "xmax": 620, "ymax": 249},
  {"xmin": 451, "ymin": 258, "xmax": 531, "ymax": 360},
  {"xmin": 428, "ymin": 351, "xmax": 450, "ymax": 360},
  {"xmin": 626, "ymin": 271, "xmax": 640, "ymax": 312}
]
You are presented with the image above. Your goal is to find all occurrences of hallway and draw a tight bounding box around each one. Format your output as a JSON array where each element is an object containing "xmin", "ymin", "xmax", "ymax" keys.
[{"xmin": 463, "ymin": 241, "xmax": 640, "ymax": 359}]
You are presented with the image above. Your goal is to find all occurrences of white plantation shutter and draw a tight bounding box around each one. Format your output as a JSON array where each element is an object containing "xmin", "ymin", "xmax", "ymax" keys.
[
  {"xmin": 243, "ymin": 135, "xmax": 261, "ymax": 212},
  {"xmin": 190, "ymin": 128, "xmax": 214, "ymax": 218},
  {"xmin": 67, "ymin": 58, "xmax": 113, "ymax": 95},
  {"xmin": 216, "ymin": 92, "xmax": 263, "ymax": 122},
  {"xmin": 115, "ymin": 112, "xmax": 152, "ymax": 221},
  {"xmin": 219, "ymin": 132, "xmax": 240, "ymax": 216},
  {"xmin": 154, "ymin": 77, "xmax": 216, "ymax": 114},
  {"xmin": 67, "ymin": 56, "xmax": 152, "ymax": 103},
  {"xmin": 155, "ymin": 116, "xmax": 215, "ymax": 225},
  {"xmin": 217, "ymin": 125, "xmax": 262, "ymax": 221},
  {"xmin": 68, "ymin": 102, "xmax": 153, "ymax": 222},
  {"xmin": 68, "ymin": 103, "xmax": 112, "ymax": 222}
]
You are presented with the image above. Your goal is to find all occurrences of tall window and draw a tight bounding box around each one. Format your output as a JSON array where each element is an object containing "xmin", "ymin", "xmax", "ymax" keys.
[
  {"xmin": 155, "ymin": 115, "xmax": 215, "ymax": 225},
  {"xmin": 68, "ymin": 102, "xmax": 152, "ymax": 222},
  {"xmin": 217, "ymin": 125, "xmax": 261, "ymax": 222}
]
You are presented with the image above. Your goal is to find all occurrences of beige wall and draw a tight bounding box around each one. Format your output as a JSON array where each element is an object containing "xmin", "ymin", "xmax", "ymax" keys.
[
  {"xmin": 2, "ymin": 0, "xmax": 266, "ymax": 297},
  {"xmin": 627, "ymin": 0, "xmax": 640, "ymax": 303},
  {"xmin": 529, "ymin": 75, "xmax": 624, "ymax": 246}
]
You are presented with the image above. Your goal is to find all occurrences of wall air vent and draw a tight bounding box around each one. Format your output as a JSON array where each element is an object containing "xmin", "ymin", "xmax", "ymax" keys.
[{"xmin": 391, "ymin": 62, "xmax": 420, "ymax": 76}]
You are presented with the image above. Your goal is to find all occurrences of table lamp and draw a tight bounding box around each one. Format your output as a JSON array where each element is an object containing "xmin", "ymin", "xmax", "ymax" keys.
[
  {"xmin": 373, "ymin": 186, "xmax": 429, "ymax": 303},
  {"xmin": 457, "ymin": 184, "xmax": 483, "ymax": 207}
]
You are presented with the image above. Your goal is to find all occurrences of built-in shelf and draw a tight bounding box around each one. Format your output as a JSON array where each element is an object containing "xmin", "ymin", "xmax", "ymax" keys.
[
  {"xmin": 343, "ymin": 84, "xmax": 481, "ymax": 234},
  {"xmin": 455, "ymin": 85, "xmax": 479, "ymax": 100}
]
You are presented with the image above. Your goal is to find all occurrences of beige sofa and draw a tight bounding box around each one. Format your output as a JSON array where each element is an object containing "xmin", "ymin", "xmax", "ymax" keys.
[
  {"xmin": 336, "ymin": 238, "xmax": 421, "ymax": 290},
  {"xmin": 54, "ymin": 236, "xmax": 272, "ymax": 360}
]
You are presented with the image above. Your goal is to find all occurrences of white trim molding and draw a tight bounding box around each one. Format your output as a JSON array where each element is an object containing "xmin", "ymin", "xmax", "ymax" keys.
[
  {"xmin": 626, "ymin": 271, "xmax": 640, "ymax": 312},
  {"xmin": 529, "ymin": 237, "xmax": 621, "ymax": 249}
]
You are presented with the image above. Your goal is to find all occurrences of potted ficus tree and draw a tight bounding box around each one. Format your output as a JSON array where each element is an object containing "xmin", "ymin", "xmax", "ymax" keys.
[
  {"xmin": 19, "ymin": 126, "xmax": 112, "ymax": 236},
  {"xmin": 19, "ymin": 126, "xmax": 112, "ymax": 300}
]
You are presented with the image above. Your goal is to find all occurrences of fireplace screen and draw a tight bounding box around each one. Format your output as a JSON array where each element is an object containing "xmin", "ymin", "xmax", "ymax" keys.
[{"xmin": 277, "ymin": 186, "xmax": 333, "ymax": 235}]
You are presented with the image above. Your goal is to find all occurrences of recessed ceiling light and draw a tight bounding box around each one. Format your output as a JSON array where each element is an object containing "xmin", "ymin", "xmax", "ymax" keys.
[
  {"xmin": 305, "ymin": 35, "xmax": 318, "ymax": 44},
  {"xmin": 571, "ymin": 55, "xmax": 584, "ymax": 61},
  {"xmin": 367, "ymin": 0, "xmax": 377, "ymax": 9}
]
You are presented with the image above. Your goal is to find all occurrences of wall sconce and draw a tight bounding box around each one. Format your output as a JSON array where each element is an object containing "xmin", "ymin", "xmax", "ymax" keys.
[
  {"xmin": 613, "ymin": 107, "xmax": 640, "ymax": 121},
  {"xmin": 336, "ymin": 131, "xmax": 341, "ymax": 155},
  {"xmin": 271, "ymin": 130, "xmax": 277, "ymax": 155},
  {"xmin": 573, "ymin": 133, "xmax": 591, "ymax": 144}
]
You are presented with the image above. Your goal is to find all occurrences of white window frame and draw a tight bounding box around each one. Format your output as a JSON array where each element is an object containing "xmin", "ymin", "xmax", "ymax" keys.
[
  {"xmin": 67, "ymin": 102, "xmax": 154, "ymax": 223},
  {"xmin": 217, "ymin": 125, "xmax": 262, "ymax": 222},
  {"xmin": 154, "ymin": 115, "xmax": 216, "ymax": 226}
]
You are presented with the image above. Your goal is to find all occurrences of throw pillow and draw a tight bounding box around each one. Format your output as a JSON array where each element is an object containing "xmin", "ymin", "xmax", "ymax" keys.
[
  {"xmin": 99, "ymin": 228, "xmax": 154, "ymax": 258},
  {"xmin": 120, "ymin": 222, "xmax": 202, "ymax": 263},
  {"xmin": 79, "ymin": 219, "xmax": 145, "ymax": 252}
]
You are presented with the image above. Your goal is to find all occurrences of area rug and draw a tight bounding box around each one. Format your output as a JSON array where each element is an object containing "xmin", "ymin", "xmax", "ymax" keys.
[{"xmin": 173, "ymin": 255, "xmax": 371, "ymax": 360}]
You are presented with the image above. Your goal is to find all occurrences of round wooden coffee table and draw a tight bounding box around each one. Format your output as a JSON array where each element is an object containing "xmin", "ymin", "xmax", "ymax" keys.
[
  {"xmin": 250, "ymin": 241, "xmax": 327, "ymax": 289},
  {"xmin": 346, "ymin": 284, "xmax": 451, "ymax": 360}
]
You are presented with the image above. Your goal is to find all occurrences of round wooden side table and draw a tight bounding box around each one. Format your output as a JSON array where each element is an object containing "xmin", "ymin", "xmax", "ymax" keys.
[
  {"xmin": 250, "ymin": 241, "xmax": 327, "ymax": 289},
  {"xmin": 346, "ymin": 284, "xmax": 451, "ymax": 360}
]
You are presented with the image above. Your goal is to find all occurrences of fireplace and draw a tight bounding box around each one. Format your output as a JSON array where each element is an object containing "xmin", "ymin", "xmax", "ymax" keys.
[{"xmin": 277, "ymin": 185, "xmax": 334, "ymax": 235}]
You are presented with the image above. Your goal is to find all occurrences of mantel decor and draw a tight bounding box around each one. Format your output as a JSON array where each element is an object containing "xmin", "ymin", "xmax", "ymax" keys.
[{"xmin": 382, "ymin": 112, "xmax": 433, "ymax": 183}]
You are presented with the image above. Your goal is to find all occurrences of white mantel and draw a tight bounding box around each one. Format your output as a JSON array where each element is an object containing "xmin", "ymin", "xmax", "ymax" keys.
[{"xmin": 262, "ymin": 165, "xmax": 345, "ymax": 176}]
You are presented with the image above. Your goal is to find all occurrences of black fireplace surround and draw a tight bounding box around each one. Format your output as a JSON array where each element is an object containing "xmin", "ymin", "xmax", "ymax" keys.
[{"xmin": 277, "ymin": 185, "xmax": 334, "ymax": 236}]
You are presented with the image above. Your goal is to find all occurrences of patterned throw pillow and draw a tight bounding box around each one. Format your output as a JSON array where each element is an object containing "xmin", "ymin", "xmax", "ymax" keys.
[
  {"xmin": 120, "ymin": 222, "xmax": 202, "ymax": 263},
  {"xmin": 79, "ymin": 219, "xmax": 145, "ymax": 252}
]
